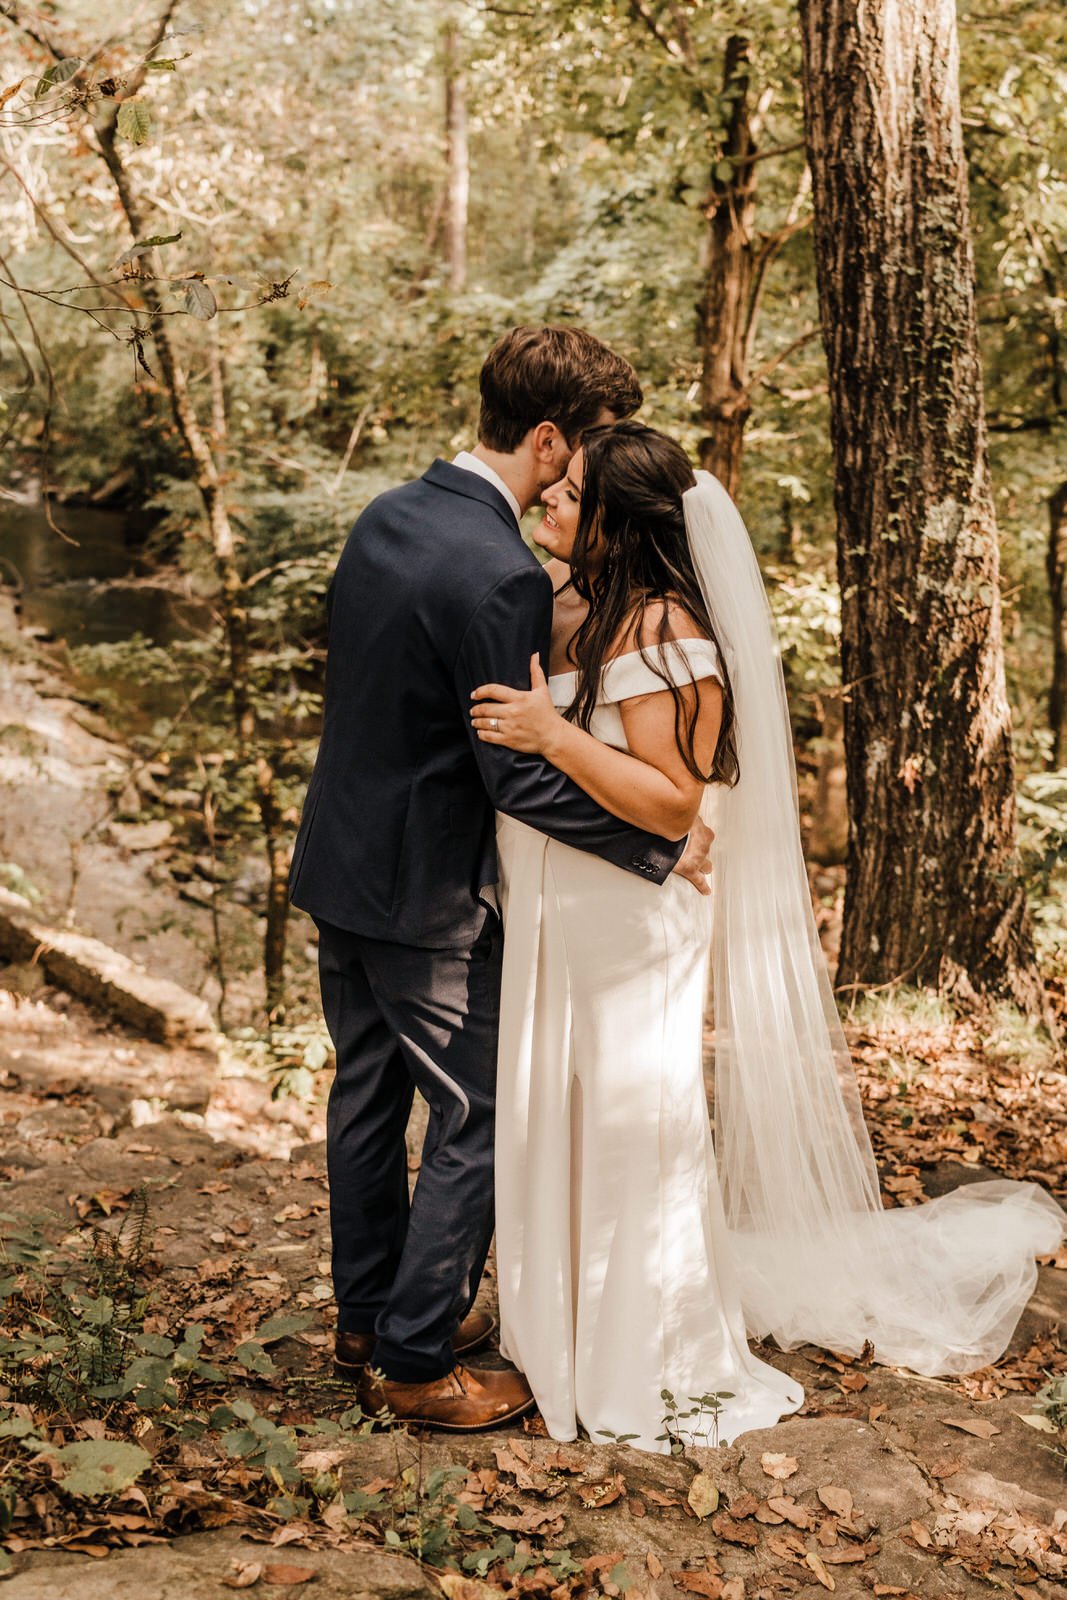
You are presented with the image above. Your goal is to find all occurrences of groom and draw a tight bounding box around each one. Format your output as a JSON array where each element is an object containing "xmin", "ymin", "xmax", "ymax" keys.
[{"xmin": 289, "ymin": 325, "xmax": 712, "ymax": 1430}]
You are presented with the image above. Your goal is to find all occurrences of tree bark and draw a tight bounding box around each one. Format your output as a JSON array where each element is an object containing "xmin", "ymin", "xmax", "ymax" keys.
[
  {"xmin": 1049, "ymin": 482, "xmax": 1067, "ymax": 767},
  {"xmin": 798, "ymin": 0, "xmax": 1043, "ymax": 1010},
  {"xmin": 696, "ymin": 36, "xmax": 758, "ymax": 496},
  {"xmin": 443, "ymin": 23, "xmax": 469, "ymax": 293}
]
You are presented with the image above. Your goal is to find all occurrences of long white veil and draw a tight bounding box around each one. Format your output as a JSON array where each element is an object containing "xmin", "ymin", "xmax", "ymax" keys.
[{"xmin": 683, "ymin": 470, "xmax": 1064, "ymax": 1375}]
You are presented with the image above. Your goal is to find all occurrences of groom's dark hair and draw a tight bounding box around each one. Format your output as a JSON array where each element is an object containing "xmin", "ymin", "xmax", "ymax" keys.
[{"xmin": 478, "ymin": 325, "xmax": 642, "ymax": 452}]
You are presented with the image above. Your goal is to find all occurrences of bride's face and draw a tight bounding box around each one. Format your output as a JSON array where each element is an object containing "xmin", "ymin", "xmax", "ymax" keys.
[{"xmin": 534, "ymin": 448, "xmax": 589, "ymax": 565}]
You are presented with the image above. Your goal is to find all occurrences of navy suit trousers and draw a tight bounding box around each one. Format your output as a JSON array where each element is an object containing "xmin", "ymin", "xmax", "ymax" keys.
[{"xmin": 314, "ymin": 911, "xmax": 503, "ymax": 1382}]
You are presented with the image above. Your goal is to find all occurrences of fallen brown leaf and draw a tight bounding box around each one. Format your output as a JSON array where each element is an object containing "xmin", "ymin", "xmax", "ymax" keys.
[
  {"xmin": 709, "ymin": 1512, "xmax": 759, "ymax": 1547},
  {"xmin": 646, "ymin": 1552, "xmax": 664, "ymax": 1580},
  {"xmin": 805, "ymin": 1551, "xmax": 835, "ymax": 1591},
  {"xmin": 222, "ymin": 1564, "xmax": 263, "ymax": 1590},
  {"xmin": 670, "ymin": 1573, "xmax": 723, "ymax": 1598},
  {"xmin": 940, "ymin": 1416, "xmax": 1000, "ymax": 1438},
  {"xmin": 644, "ymin": 1488, "xmax": 681, "ymax": 1507},
  {"xmin": 767, "ymin": 1496, "xmax": 816, "ymax": 1530},
  {"xmin": 755, "ymin": 1500, "xmax": 785, "ymax": 1524},
  {"xmin": 816, "ymin": 1485, "xmax": 853, "ymax": 1520},
  {"xmin": 760, "ymin": 1451, "xmax": 799, "ymax": 1479},
  {"xmin": 766, "ymin": 1530, "xmax": 808, "ymax": 1560},
  {"xmin": 821, "ymin": 1541, "xmax": 880, "ymax": 1565},
  {"xmin": 438, "ymin": 1576, "xmax": 507, "ymax": 1600},
  {"xmin": 582, "ymin": 1553, "xmax": 625, "ymax": 1577},
  {"xmin": 909, "ymin": 1519, "xmax": 932, "ymax": 1548},
  {"xmin": 261, "ymin": 1565, "xmax": 316, "ymax": 1586},
  {"xmin": 687, "ymin": 1473, "xmax": 719, "ymax": 1519},
  {"xmin": 486, "ymin": 1508, "xmax": 564, "ymax": 1538},
  {"xmin": 577, "ymin": 1472, "xmax": 625, "ymax": 1510}
]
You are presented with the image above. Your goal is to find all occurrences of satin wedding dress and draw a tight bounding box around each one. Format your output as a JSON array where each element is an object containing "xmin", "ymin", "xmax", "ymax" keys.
[
  {"xmin": 493, "ymin": 638, "xmax": 806, "ymax": 1452},
  {"xmin": 492, "ymin": 619, "xmax": 1064, "ymax": 1454}
]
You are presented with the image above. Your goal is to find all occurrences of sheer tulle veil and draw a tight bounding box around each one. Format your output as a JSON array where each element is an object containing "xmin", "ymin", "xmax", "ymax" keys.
[{"xmin": 682, "ymin": 469, "xmax": 1064, "ymax": 1375}]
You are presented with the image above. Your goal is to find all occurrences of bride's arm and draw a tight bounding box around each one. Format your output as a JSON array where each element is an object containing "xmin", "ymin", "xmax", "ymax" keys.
[{"xmin": 470, "ymin": 650, "xmax": 722, "ymax": 841}]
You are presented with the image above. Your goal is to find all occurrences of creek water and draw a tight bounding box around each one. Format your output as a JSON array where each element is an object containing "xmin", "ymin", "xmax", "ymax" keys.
[{"xmin": 0, "ymin": 501, "xmax": 210, "ymax": 648}]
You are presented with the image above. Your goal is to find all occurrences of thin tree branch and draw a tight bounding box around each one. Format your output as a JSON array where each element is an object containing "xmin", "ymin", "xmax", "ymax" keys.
[
  {"xmin": 743, "ymin": 169, "xmax": 812, "ymax": 371},
  {"xmin": 746, "ymin": 326, "xmax": 821, "ymax": 394},
  {"xmin": 0, "ymin": 153, "xmax": 140, "ymax": 313},
  {"xmin": 627, "ymin": 0, "xmax": 688, "ymax": 64}
]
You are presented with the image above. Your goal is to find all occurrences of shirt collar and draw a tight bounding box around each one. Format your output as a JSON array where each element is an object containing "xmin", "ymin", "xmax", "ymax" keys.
[{"xmin": 452, "ymin": 451, "xmax": 522, "ymax": 526}]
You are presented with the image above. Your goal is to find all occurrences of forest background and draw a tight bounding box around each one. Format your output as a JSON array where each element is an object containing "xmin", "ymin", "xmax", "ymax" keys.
[
  {"xmin": 1, "ymin": 0, "xmax": 1066, "ymax": 1051},
  {"xmin": 3, "ymin": 4, "xmax": 1067, "ymax": 1592}
]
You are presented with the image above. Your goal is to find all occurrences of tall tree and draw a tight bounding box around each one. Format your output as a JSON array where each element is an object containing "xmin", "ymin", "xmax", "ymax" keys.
[
  {"xmin": 5, "ymin": 0, "xmax": 295, "ymax": 1018},
  {"xmin": 1050, "ymin": 482, "xmax": 1067, "ymax": 767},
  {"xmin": 797, "ymin": 0, "xmax": 1043, "ymax": 1009},
  {"xmin": 693, "ymin": 32, "xmax": 809, "ymax": 494},
  {"xmin": 623, "ymin": 4, "xmax": 810, "ymax": 495},
  {"xmin": 443, "ymin": 21, "xmax": 469, "ymax": 292}
]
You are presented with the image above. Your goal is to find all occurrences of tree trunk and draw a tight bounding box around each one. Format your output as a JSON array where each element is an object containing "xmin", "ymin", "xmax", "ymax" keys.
[
  {"xmin": 443, "ymin": 23, "xmax": 469, "ymax": 293},
  {"xmin": 1049, "ymin": 482, "xmax": 1067, "ymax": 767},
  {"xmin": 697, "ymin": 35, "xmax": 758, "ymax": 496},
  {"xmin": 207, "ymin": 320, "xmax": 228, "ymax": 482},
  {"xmin": 69, "ymin": 5, "xmax": 291, "ymax": 1019},
  {"xmin": 797, "ymin": 0, "xmax": 1043, "ymax": 1010}
]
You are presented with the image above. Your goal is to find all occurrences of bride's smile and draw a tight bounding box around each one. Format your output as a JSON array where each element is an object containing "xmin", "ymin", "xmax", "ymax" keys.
[{"xmin": 534, "ymin": 451, "xmax": 585, "ymax": 561}]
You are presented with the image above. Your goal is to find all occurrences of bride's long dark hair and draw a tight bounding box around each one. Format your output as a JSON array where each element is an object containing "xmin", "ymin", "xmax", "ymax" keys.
[{"xmin": 561, "ymin": 420, "xmax": 739, "ymax": 787}]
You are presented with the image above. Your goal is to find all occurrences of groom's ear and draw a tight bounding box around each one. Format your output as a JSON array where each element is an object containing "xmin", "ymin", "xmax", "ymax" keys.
[{"xmin": 529, "ymin": 420, "xmax": 571, "ymax": 467}]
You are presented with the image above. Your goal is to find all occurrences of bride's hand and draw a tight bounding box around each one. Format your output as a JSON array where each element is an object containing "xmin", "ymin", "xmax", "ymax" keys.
[{"xmin": 471, "ymin": 655, "xmax": 563, "ymax": 756}]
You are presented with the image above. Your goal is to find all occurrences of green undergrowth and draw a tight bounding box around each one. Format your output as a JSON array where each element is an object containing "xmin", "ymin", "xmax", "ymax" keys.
[{"xmin": 0, "ymin": 1195, "xmax": 645, "ymax": 1591}]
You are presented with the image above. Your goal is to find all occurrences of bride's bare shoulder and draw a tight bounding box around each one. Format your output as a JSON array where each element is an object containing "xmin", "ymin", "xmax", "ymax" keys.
[{"xmin": 614, "ymin": 595, "xmax": 710, "ymax": 656}]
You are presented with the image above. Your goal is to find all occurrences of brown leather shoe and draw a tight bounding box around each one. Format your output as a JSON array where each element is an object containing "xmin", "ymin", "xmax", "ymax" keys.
[
  {"xmin": 334, "ymin": 1305, "xmax": 496, "ymax": 1377},
  {"xmin": 357, "ymin": 1362, "xmax": 535, "ymax": 1432}
]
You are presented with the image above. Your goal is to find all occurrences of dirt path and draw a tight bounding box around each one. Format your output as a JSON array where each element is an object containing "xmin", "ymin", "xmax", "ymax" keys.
[{"xmin": 1, "ymin": 978, "xmax": 1064, "ymax": 1599}]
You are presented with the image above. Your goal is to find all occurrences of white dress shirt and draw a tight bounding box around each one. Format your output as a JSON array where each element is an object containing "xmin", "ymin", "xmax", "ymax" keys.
[{"xmin": 452, "ymin": 451, "xmax": 522, "ymax": 525}]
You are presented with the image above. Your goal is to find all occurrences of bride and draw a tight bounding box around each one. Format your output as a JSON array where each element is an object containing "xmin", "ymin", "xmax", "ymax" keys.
[{"xmin": 469, "ymin": 420, "xmax": 1065, "ymax": 1454}]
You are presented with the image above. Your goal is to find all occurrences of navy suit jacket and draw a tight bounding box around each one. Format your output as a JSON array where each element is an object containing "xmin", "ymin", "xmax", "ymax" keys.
[{"xmin": 288, "ymin": 459, "xmax": 685, "ymax": 946}]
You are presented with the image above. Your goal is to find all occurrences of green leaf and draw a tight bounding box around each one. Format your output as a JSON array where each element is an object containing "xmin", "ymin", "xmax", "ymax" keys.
[
  {"xmin": 183, "ymin": 279, "xmax": 218, "ymax": 320},
  {"xmin": 34, "ymin": 58, "xmax": 81, "ymax": 99},
  {"xmin": 255, "ymin": 1311, "xmax": 315, "ymax": 1344},
  {"xmin": 135, "ymin": 233, "xmax": 181, "ymax": 252},
  {"xmin": 714, "ymin": 158, "xmax": 734, "ymax": 184},
  {"xmin": 0, "ymin": 1417, "xmax": 40, "ymax": 1441},
  {"xmin": 116, "ymin": 98, "xmax": 152, "ymax": 146},
  {"xmin": 234, "ymin": 1339, "xmax": 276, "ymax": 1374},
  {"xmin": 54, "ymin": 1440, "xmax": 152, "ymax": 1497}
]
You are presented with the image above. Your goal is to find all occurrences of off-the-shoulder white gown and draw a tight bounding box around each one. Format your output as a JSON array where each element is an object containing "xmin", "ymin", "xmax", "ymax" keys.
[{"xmin": 493, "ymin": 638, "xmax": 805, "ymax": 1452}]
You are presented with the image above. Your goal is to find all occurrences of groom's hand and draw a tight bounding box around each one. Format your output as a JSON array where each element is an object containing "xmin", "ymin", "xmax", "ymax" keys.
[{"xmin": 672, "ymin": 816, "xmax": 714, "ymax": 896}]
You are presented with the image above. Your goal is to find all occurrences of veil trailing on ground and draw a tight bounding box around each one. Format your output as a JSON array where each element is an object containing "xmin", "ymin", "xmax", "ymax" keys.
[{"xmin": 682, "ymin": 470, "xmax": 1064, "ymax": 1375}]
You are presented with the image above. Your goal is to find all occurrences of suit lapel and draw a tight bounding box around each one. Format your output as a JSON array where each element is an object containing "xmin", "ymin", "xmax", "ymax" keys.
[{"xmin": 423, "ymin": 459, "xmax": 523, "ymax": 538}]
